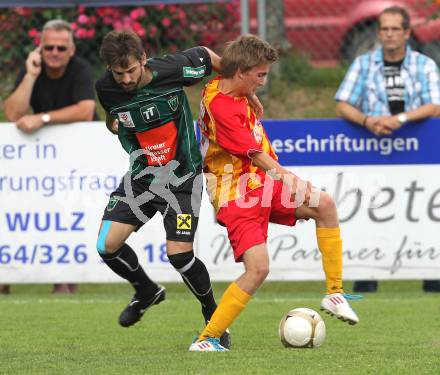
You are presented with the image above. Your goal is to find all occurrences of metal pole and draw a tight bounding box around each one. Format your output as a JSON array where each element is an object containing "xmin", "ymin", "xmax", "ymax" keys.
[
  {"xmin": 257, "ymin": 0, "xmax": 266, "ymax": 41},
  {"xmin": 240, "ymin": 0, "xmax": 249, "ymax": 35}
]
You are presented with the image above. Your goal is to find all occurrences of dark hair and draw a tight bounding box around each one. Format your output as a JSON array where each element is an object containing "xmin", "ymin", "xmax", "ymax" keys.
[
  {"xmin": 379, "ymin": 6, "xmax": 411, "ymax": 30},
  {"xmin": 100, "ymin": 30, "xmax": 145, "ymax": 68},
  {"xmin": 220, "ymin": 34, "xmax": 278, "ymax": 78}
]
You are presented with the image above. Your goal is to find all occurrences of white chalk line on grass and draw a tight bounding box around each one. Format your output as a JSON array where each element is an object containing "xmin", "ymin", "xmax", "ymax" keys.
[
  {"xmin": 0, "ymin": 297, "xmax": 317, "ymax": 305},
  {"xmin": 0, "ymin": 296, "xmax": 425, "ymax": 305}
]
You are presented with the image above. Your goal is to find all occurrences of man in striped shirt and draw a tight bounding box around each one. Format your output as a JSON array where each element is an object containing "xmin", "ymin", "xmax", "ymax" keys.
[
  {"xmin": 335, "ymin": 6, "xmax": 440, "ymax": 292},
  {"xmin": 335, "ymin": 6, "xmax": 440, "ymax": 136}
]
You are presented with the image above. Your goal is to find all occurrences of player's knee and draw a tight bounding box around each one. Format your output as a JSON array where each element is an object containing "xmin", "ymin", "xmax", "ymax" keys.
[
  {"xmin": 96, "ymin": 220, "xmax": 118, "ymax": 255},
  {"xmin": 97, "ymin": 240, "xmax": 119, "ymax": 255},
  {"xmin": 249, "ymin": 264, "xmax": 270, "ymax": 285},
  {"xmin": 168, "ymin": 251, "xmax": 194, "ymax": 271},
  {"xmin": 96, "ymin": 237, "xmax": 109, "ymax": 255},
  {"xmin": 316, "ymin": 192, "xmax": 337, "ymax": 218}
]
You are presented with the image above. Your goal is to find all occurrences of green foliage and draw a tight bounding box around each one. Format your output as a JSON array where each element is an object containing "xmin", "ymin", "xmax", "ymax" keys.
[
  {"xmin": 0, "ymin": 4, "xmax": 344, "ymax": 122},
  {"xmin": 276, "ymin": 49, "xmax": 348, "ymax": 88},
  {"xmin": 1, "ymin": 281, "xmax": 439, "ymax": 375},
  {"xmin": 0, "ymin": 3, "xmax": 240, "ymax": 71}
]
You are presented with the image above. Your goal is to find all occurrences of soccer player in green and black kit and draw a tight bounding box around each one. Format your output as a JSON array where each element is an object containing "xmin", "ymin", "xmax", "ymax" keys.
[{"xmin": 95, "ymin": 31, "xmax": 238, "ymax": 346}]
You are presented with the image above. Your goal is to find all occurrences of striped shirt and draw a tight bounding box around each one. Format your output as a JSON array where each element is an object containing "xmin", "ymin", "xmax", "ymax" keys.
[
  {"xmin": 335, "ymin": 45, "xmax": 440, "ymax": 115},
  {"xmin": 198, "ymin": 77, "xmax": 277, "ymax": 211}
]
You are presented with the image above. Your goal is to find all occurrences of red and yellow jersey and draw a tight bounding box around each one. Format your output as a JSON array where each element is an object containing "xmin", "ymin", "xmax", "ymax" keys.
[{"xmin": 198, "ymin": 77, "xmax": 278, "ymax": 211}]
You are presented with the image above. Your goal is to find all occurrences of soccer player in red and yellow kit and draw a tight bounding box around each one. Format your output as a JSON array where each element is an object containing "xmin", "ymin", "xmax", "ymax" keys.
[{"xmin": 190, "ymin": 35, "xmax": 360, "ymax": 352}]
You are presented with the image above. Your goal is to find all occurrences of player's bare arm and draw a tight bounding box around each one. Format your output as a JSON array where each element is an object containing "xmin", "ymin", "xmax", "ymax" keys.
[
  {"xmin": 105, "ymin": 112, "xmax": 118, "ymax": 134},
  {"xmin": 251, "ymin": 151, "xmax": 313, "ymax": 206},
  {"xmin": 202, "ymin": 47, "xmax": 221, "ymax": 72}
]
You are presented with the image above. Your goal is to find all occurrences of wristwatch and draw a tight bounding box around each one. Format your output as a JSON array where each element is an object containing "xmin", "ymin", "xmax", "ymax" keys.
[
  {"xmin": 397, "ymin": 113, "xmax": 408, "ymax": 125},
  {"xmin": 41, "ymin": 113, "xmax": 51, "ymax": 124}
]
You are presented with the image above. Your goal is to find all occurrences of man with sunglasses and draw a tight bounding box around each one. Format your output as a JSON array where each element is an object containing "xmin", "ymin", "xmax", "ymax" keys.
[
  {"xmin": 335, "ymin": 6, "xmax": 440, "ymax": 293},
  {"xmin": 4, "ymin": 19, "xmax": 98, "ymax": 134},
  {"xmin": 2, "ymin": 19, "xmax": 97, "ymax": 295}
]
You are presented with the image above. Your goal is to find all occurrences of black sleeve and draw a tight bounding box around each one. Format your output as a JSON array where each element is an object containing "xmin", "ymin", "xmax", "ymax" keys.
[
  {"xmin": 179, "ymin": 46, "xmax": 213, "ymax": 86},
  {"xmin": 95, "ymin": 79, "xmax": 110, "ymax": 113},
  {"xmin": 72, "ymin": 61, "xmax": 96, "ymax": 103},
  {"xmin": 95, "ymin": 71, "xmax": 129, "ymax": 113},
  {"xmin": 154, "ymin": 46, "xmax": 213, "ymax": 87}
]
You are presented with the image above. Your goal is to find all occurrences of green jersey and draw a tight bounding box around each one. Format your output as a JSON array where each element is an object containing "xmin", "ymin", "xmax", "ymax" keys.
[{"xmin": 96, "ymin": 47, "xmax": 212, "ymax": 183}]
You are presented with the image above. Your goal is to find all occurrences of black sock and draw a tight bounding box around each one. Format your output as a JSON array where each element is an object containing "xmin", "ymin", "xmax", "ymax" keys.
[
  {"xmin": 100, "ymin": 243, "xmax": 157, "ymax": 297},
  {"xmin": 168, "ymin": 251, "xmax": 217, "ymax": 321}
]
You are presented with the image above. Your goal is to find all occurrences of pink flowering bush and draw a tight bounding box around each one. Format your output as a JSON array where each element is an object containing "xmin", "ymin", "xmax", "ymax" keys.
[{"xmin": 0, "ymin": 2, "xmax": 240, "ymax": 70}]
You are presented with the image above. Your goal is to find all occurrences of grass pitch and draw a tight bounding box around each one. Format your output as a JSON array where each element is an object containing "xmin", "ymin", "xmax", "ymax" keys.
[{"xmin": 0, "ymin": 281, "xmax": 439, "ymax": 375}]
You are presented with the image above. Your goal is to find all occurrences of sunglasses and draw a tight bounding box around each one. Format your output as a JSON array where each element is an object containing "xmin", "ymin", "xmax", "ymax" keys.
[{"xmin": 43, "ymin": 45, "xmax": 68, "ymax": 52}]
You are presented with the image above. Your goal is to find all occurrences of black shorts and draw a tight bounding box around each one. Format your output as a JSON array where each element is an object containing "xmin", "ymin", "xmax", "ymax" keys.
[{"xmin": 102, "ymin": 172, "xmax": 202, "ymax": 242}]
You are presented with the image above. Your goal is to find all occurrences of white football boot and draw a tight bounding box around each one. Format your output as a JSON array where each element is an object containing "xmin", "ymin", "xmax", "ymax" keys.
[
  {"xmin": 320, "ymin": 293, "xmax": 360, "ymax": 325},
  {"xmin": 189, "ymin": 337, "xmax": 229, "ymax": 352}
]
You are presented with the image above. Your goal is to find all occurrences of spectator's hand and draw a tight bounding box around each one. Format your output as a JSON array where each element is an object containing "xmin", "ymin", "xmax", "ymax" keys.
[
  {"xmin": 365, "ymin": 116, "xmax": 393, "ymax": 136},
  {"xmin": 248, "ymin": 94, "xmax": 264, "ymax": 119},
  {"xmin": 364, "ymin": 116, "xmax": 382, "ymax": 136},
  {"xmin": 388, "ymin": 115, "xmax": 403, "ymax": 130},
  {"xmin": 376, "ymin": 116, "xmax": 400, "ymax": 136},
  {"xmin": 16, "ymin": 114, "xmax": 44, "ymax": 133},
  {"xmin": 26, "ymin": 47, "xmax": 42, "ymax": 78}
]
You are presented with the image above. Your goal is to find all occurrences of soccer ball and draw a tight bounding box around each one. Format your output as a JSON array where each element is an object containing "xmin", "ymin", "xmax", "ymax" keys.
[{"xmin": 279, "ymin": 307, "xmax": 326, "ymax": 348}]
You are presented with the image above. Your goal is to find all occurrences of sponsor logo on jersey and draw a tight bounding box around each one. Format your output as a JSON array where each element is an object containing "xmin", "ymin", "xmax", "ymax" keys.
[
  {"xmin": 107, "ymin": 196, "xmax": 120, "ymax": 211},
  {"xmin": 167, "ymin": 96, "xmax": 179, "ymax": 112},
  {"xmin": 183, "ymin": 65, "xmax": 206, "ymax": 78},
  {"xmin": 140, "ymin": 103, "xmax": 160, "ymax": 123},
  {"xmin": 177, "ymin": 214, "xmax": 192, "ymax": 230},
  {"xmin": 118, "ymin": 111, "xmax": 135, "ymax": 128},
  {"xmin": 135, "ymin": 121, "xmax": 177, "ymax": 166},
  {"xmin": 252, "ymin": 121, "xmax": 264, "ymax": 144}
]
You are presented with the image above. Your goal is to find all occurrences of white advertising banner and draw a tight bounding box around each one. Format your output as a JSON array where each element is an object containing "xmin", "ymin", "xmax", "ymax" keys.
[
  {"xmin": 198, "ymin": 165, "xmax": 440, "ymax": 280},
  {"xmin": 0, "ymin": 123, "xmax": 174, "ymax": 283},
  {"xmin": 1, "ymin": 120, "xmax": 439, "ymax": 282}
]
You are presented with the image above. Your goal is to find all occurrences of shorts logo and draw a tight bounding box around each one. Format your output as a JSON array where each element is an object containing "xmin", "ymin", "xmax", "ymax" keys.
[
  {"xmin": 167, "ymin": 96, "xmax": 179, "ymax": 112},
  {"xmin": 140, "ymin": 103, "xmax": 160, "ymax": 123},
  {"xmin": 177, "ymin": 214, "xmax": 192, "ymax": 229},
  {"xmin": 183, "ymin": 66, "xmax": 205, "ymax": 78},
  {"xmin": 107, "ymin": 196, "xmax": 120, "ymax": 211},
  {"xmin": 118, "ymin": 111, "xmax": 135, "ymax": 128}
]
